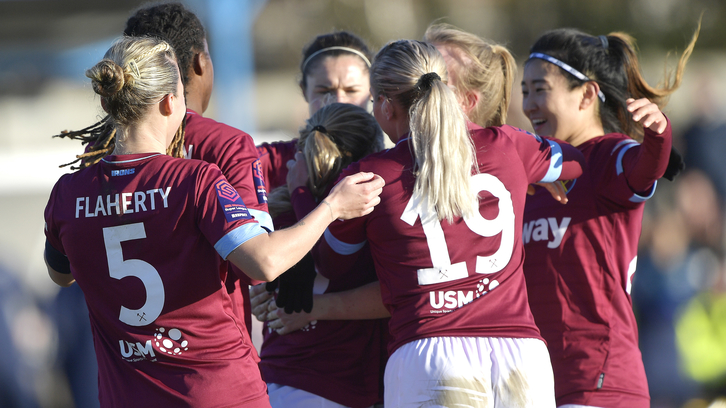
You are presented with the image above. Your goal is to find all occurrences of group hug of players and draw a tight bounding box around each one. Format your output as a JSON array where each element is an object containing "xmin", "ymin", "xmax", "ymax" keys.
[{"xmin": 43, "ymin": 2, "xmax": 700, "ymax": 407}]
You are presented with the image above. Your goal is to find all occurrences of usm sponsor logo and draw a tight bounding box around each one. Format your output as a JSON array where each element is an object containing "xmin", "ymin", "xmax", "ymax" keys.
[
  {"xmin": 119, "ymin": 339, "xmax": 156, "ymax": 362},
  {"xmin": 430, "ymin": 290, "xmax": 474, "ymax": 311},
  {"xmin": 428, "ymin": 278, "xmax": 499, "ymax": 313}
]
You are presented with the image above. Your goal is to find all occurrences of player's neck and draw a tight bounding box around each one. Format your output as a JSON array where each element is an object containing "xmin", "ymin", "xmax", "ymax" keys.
[
  {"xmin": 184, "ymin": 75, "xmax": 210, "ymax": 115},
  {"xmin": 112, "ymin": 124, "xmax": 168, "ymax": 156},
  {"xmin": 185, "ymin": 93, "xmax": 205, "ymax": 116}
]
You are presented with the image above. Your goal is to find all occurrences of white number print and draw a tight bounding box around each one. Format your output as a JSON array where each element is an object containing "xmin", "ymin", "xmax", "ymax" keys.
[
  {"xmin": 103, "ymin": 223, "xmax": 165, "ymax": 326},
  {"xmin": 402, "ymin": 173, "xmax": 515, "ymax": 286}
]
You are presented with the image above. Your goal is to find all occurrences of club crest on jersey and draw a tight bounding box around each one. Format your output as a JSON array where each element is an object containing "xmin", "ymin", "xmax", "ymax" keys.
[
  {"xmin": 252, "ymin": 159, "xmax": 268, "ymax": 204},
  {"xmin": 215, "ymin": 179, "xmax": 251, "ymax": 222}
]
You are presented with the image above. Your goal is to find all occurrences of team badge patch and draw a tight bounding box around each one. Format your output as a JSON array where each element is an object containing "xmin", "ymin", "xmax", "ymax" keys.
[
  {"xmin": 252, "ymin": 159, "xmax": 268, "ymax": 204},
  {"xmin": 215, "ymin": 179, "xmax": 252, "ymax": 222}
]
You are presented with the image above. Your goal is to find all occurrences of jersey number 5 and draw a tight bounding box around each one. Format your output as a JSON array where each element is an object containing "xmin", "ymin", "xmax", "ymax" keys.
[
  {"xmin": 401, "ymin": 173, "xmax": 515, "ymax": 286},
  {"xmin": 103, "ymin": 223, "xmax": 165, "ymax": 326}
]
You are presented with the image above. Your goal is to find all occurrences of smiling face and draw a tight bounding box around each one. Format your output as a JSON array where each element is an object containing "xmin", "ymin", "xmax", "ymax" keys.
[
  {"xmin": 302, "ymin": 54, "xmax": 371, "ymax": 115},
  {"xmin": 521, "ymin": 59, "xmax": 590, "ymax": 144}
]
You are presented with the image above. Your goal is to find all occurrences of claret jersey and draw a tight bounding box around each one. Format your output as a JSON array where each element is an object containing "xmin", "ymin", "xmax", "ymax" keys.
[
  {"xmin": 523, "ymin": 123, "xmax": 672, "ymax": 408},
  {"xmin": 256, "ymin": 139, "xmax": 298, "ymax": 191},
  {"xmin": 184, "ymin": 110, "xmax": 271, "ymax": 338},
  {"xmin": 258, "ymin": 187, "xmax": 386, "ymax": 407},
  {"xmin": 315, "ymin": 123, "xmax": 584, "ymax": 354},
  {"xmin": 44, "ymin": 153, "xmax": 270, "ymax": 407}
]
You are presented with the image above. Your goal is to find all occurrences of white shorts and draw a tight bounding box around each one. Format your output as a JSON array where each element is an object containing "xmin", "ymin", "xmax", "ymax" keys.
[
  {"xmin": 267, "ymin": 383, "xmax": 376, "ymax": 408},
  {"xmin": 384, "ymin": 336, "xmax": 555, "ymax": 408}
]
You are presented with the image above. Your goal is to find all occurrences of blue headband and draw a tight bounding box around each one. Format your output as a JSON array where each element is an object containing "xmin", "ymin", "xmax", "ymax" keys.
[{"xmin": 529, "ymin": 52, "xmax": 606, "ymax": 103}]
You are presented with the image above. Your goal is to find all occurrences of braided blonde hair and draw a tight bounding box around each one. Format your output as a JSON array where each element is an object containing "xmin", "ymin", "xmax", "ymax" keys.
[{"xmin": 55, "ymin": 37, "xmax": 184, "ymax": 169}]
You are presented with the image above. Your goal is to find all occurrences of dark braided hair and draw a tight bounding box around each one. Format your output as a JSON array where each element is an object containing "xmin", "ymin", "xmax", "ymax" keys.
[
  {"xmin": 55, "ymin": 2, "xmax": 205, "ymax": 169},
  {"xmin": 124, "ymin": 2, "xmax": 206, "ymax": 88}
]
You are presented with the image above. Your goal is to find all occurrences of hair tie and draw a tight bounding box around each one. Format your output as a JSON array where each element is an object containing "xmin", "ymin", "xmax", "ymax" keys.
[
  {"xmin": 599, "ymin": 35, "xmax": 609, "ymax": 49},
  {"xmin": 416, "ymin": 72, "xmax": 441, "ymax": 91},
  {"xmin": 529, "ymin": 53, "xmax": 606, "ymax": 103},
  {"xmin": 301, "ymin": 46, "xmax": 371, "ymax": 73},
  {"xmin": 311, "ymin": 125, "xmax": 327, "ymax": 134}
]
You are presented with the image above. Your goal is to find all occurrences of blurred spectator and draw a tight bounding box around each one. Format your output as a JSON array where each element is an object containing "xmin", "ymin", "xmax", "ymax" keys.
[
  {"xmin": 634, "ymin": 170, "xmax": 725, "ymax": 407},
  {"xmin": 0, "ymin": 264, "xmax": 52, "ymax": 408},
  {"xmin": 681, "ymin": 75, "xmax": 726, "ymax": 206},
  {"xmin": 49, "ymin": 284, "xmax": 99, "ymax": 408}
]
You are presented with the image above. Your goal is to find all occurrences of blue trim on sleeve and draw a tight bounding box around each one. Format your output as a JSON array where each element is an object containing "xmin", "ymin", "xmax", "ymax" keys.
[
  {"xmin": 629, "ymin": 180, "xmax": 657, "ymax": 203},
  {"xmin": 539, "ymin": 139, "xmax": 563, "ymax": 183},
  {"xmin": 615, "ymin": 142, "xmax": 638, "ymax": 175},
  {"xmin": 324, "ymin": 229, "xmax": 366, "ymax": 255},
  {"xmin": 249, "ymin": 209, "xmax": 274, "ymax": 232},
  {"xmin": 215, "ymin": 223, "xmax": 268, "ymax": 260}
]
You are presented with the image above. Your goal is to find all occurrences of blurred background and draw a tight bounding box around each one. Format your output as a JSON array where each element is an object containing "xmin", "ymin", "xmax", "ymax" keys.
[{"xmin": 0, "ymin": 0, "xmax": 724, "ymax": 407}]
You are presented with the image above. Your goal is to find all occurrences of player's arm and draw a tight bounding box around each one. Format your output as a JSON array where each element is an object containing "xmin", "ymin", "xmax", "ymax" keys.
[
  {"xmin": 537, "ymin": 137, "xmax": 585, "ymax": 182},
  {"xmin": 227, "ymin": 172, "xmax": 384, "ymax": 282},
  {"xmin": 508, "ymin": 127, "xmax": 584, "ymax": 198},
  {"xmin": 621, "ymin": 98, "xmax": 672, "ymax": 192},
  {"xmin": 266, "ymin": 281, "xmax": 390, "ymax": 335},
  {"xmin": 44, "ymin": 240, "xmax": 74, "ymax": 287}
]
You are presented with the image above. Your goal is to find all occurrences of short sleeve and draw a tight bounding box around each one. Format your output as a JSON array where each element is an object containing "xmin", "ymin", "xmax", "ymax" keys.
[
  {"xmin": 193, "ymin": 164, "xmax": 267, "ymax": 260},
  {"xmin": 313, "ymin": 162, "xmax": 369, "ymax": 280},
  {"xmin": 44, "ymin": 179, "xmax": 66, "ymax": 257}
]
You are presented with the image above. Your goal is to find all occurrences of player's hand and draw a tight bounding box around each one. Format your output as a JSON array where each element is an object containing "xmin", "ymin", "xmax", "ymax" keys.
[
  {"xmin": 249, "ymin": 283, "xmax": 276, "ymax": 322},
  {"xmin": 663, "ymin": 146, "xmax": 685, "ymax": 181},
  {"xmin": 627, "ymin": 98, "xmax": 667, "ymax": 134},
  {"xmin": 266, "ymin": 307, "xmax": 315, "ymax": 335},
  {"xmin": 274, "ymin": 253, "xmax": 317, "ymax": 314},
  {"xmin": 325, "ymin": 172, "xmax": 384, "ymax": 220},
  {"xmin": 286, "ymin": 151, "xmax": 309, "ymax": 193},
  {"xmin": 527, "ymin": 181, "xmax": 568, "ymax": 204}
]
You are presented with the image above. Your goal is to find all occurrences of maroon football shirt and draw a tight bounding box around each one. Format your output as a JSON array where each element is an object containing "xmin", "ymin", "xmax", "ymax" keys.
[
  {"xmin": 45, "ymin": 153, "xmax": 270, "ymax": 407},
  {"xmin": 184, "ymin": 110, "xmax": 270, "ymax": 340},
  {"xmin": 316, "ymin": 123, "xmax": 584, "ymax": 355},
  {"xmin": 523, "ymin": 124, "xmax": 672, "ymax": 408}
]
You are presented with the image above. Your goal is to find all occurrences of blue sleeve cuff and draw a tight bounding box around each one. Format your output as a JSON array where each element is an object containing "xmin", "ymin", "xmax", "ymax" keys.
[
  {"xmin": 249, "ymin": 208, "xmax": 274, "ymax": 232},
  {"xmin": 539, "ymin": 139, "xmax": 563, "ymax": 183},
  {"xmin": 324, "ymin": 229, "xmax": 366, "ymax": 255},
  {"xmin": 630, "ymin": 180, "xmax": 657, "ymax": 203},
  {"xmin": 215, "ymin": 223, "xmax": 268, "ymax": 260}
]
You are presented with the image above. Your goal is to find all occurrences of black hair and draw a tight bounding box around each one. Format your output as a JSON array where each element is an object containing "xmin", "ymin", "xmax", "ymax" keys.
[
  {"xmin": 54, "ymin": 2, "xmax": 202, "ymax": 169},
  {"xmin": 124, "ymin": 2, "xmax": 206, "ymax": 87},
  {"xmin": 528, "ymin": 25, "xmax": 698, "ymax": 141},
  {"xmin": 299, "ymin": 31, "xmax": 373, "ymax": 93}
]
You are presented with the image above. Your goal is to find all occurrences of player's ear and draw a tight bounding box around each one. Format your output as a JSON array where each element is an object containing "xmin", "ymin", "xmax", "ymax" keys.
[
  {"xmin": 159, "ymin": 93, "xmax": 174, "ymax": 117},
  {"xmin": 193, "ymin": 52, "xmax": 205, "ymax": 76},
  {"xmin": 580, "ymin": 82, "xmax": 601, "ymax": 111},
  {"xmin": 461, "ymin": 89, "xmax": 480, "ymax": 117},
  {"xmin": 381, "ymin": 97, "xmax": 394, "ymax": 121}
]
